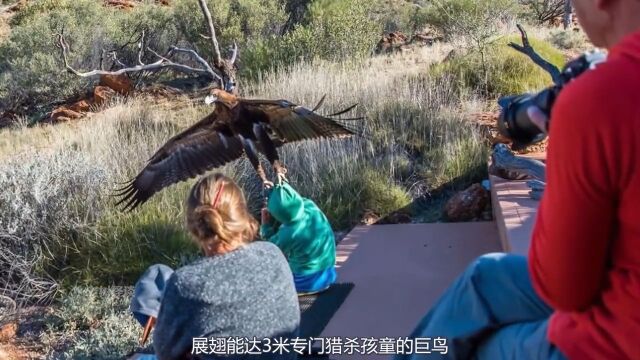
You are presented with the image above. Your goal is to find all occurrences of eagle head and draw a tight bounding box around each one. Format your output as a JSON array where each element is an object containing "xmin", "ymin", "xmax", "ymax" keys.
[{"xmin": 205, "ymin": 88, "xmax": 238, "ymax": 107}]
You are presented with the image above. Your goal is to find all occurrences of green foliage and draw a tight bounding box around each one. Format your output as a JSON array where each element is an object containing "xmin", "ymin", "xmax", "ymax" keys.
[
  {"xmin": 548, "ymin": 29, "xmax": 588, "ymax": 50},
  {"xmin": 372, "ymin": 0, "xmax": 432, "ymax": 33},
  {"xmin": 171, "ymin": 0, "xmax": 287, "ymax": 59},
  {"xmin": 44, "ymin": 286, "xmax": 141, "ymax": 359},
  {"xmin": 431, "ymin": 35, "xmax": 565, "ymax": 96},
  {"xmin": 518, "ymin": 0, "xmax": 566, "ymax": 25},
  {"xmin": 60, "ymin": 190, "xmax": 199, "ymax": 287},
  {"xmin": 0, "ymin": 0, "xmax": 178, "ymax": 110},
  {"xmin": 307, "ymin": 0, "xmax": 381, "ymax": 59},
  {"xmin": 241, "ymin": 0, "xmax": 381, "ymax": 78},
  {"xmin": 314, "ymin": 164, "xmax": 412, "ymax": 229},
  {"xmin": 424, "ymin": 0, "xmax": 516, "ymax": 42},
  {"xmin": 0, "ymin": 0, "xmax": 287, "ymax": 110}
]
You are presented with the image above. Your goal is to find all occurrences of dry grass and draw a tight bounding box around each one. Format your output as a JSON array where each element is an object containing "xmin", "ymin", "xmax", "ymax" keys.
[
  {"xmin": 0, "ymin": 43, "xmax": 490, "ymax": 309},
  {"xmin": 0, "ymin": 4, "xmax": 12, "ymax": 43}
]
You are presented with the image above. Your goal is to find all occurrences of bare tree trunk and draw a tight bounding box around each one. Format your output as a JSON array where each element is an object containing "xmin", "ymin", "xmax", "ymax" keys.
[
  {"xmin": 197, "ymin": 0, "xmax": 223, "ymax": 67},
  {"xmin": 563, "ymin": 0, "xmax": 573, "ymax": 30}
]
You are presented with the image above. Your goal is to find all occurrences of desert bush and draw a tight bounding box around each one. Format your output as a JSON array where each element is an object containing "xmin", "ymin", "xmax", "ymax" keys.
[
  {"xmin": 43, "ymin": 286, "xmax": 141, "ymax": 359},
  {"xmin": 421, "ymin": 0, "xmax": 518, "ymax": 93},
  {"xmin": 0, "ymin": 0, "xmax": 178, "ymax": 111},
  {"xmin": 518, "ymin": 0, "xmax": 566, "ymax": 25},
  {"xmin": 171, "ymin": 0, "xmax": 287, "ymax": 60},
  {"xmin": 241, "ymin": 0, "xmax": 380, "ymax": 77},
  {"xmin": 0, "ymin": 151, "xmax": 107, "ymax": 305},
  {"xmin": 431, "ymin": 35, "xmax": 565, "ymax": 97},
  {"xmin": 548, "ymin": 29, "xmax": 588, "ymax": 50},
  {"xmin": 424, "ymin": 0, "xmax": 516, "ymax": 44},
  {"xmin": 306, "ymin": 0, "xmax": 381, "ymax": 60},
  {"xmin": 367, "ymin": 0, "xmax": 431, "ymax": 34},
  {"xmin": 0, "ymin": 0, "xmax": 287, "ymax": 112}
]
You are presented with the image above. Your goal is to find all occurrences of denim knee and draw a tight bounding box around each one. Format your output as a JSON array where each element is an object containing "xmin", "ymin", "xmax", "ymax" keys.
[{"xmin": 465, "ymin": 252, "xmax": 526, "ymax": 285}]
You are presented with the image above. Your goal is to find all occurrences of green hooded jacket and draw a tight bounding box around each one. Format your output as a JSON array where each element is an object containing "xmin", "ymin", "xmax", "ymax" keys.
[{"xmin": 260, "ymin": 183, "xmax": 336, "ymax": 276}]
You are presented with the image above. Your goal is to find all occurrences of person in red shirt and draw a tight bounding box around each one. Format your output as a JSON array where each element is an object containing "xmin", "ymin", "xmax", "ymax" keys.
[{"xmin": 397, "ymin": 1, "xmax": 640, "ymax": 359}]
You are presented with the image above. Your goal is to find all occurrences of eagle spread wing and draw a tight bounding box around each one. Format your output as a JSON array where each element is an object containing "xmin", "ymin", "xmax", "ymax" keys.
[
  {"xmin": 242, "ymin": 98, "xmax": 359, "ymax": 143},
  {"xmin": 115, "ymin": 95, "xmax": 361, "ymax": 211},
  {"xmin": 115, "ymin": 106, "xmax": 243, "ymax": 211}
]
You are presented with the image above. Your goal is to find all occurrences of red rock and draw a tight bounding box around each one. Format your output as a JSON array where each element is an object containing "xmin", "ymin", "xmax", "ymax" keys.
[
  {"xmin": 444, "ymin": 183, "xmax": 490, "ymax": 222},
  {"xmin": 375, "ymin": 31, "xmax": 409, "ymax": 54},
  {"xmin": 48, "ymin": 107, "xmax": 84, "ymax": 123},
  {"xmin": 99, "ymin": 74, "xmax": 133, "ymax": 94},
  {"xmin": 104, "ymin": 0, "xmax": 136, "ymax": 9},
  {"xmin": 93, "ymin": 86, "xmax": 117, "ymax": 105},
  {"xmin": 68, "ymin": 99, "xmax": 92, "ymax": 113},
  {"xmin": 0, "ymin": 322, "xmax": 16, "ymax": 343},
  {"xmin": 361, "ymin": 210, "xmax": 380, "ymax": 226},
  {"xmin": 8, "ymin": 0, "xmax": 28, "ymax": 13}
]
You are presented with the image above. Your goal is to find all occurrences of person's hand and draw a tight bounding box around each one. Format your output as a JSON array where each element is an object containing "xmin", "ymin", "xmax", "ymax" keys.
[
  {"xmin": 527, "ymin": 106, "xmax": 549, "ymax": 134},
  {"xmin": 261, "ymin": 208, "xmax": 271, "ymax": 224}
]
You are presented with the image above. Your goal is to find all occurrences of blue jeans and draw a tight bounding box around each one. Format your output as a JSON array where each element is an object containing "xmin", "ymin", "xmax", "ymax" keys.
[
  {"xmin": 294, "ymin": 266, "xmax": 337, "ymax": 294},
  {"xmin": 397, "ymin": 253, "xmax": 567, "ymax": 360}
]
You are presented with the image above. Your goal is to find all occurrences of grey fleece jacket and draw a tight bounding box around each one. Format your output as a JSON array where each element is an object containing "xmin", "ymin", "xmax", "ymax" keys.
[{"xmin": 153, "ymin": 241, "xmax": 300, "ymax": 360}]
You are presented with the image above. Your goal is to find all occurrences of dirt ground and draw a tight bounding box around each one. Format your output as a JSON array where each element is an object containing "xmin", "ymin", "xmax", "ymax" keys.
[{"xmin": 0, "ymin": 307, "xmax": 50, "ymax": 360}]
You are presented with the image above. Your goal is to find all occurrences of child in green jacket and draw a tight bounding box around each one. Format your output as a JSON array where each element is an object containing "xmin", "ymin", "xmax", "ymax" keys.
[{"xmin": 261, "ymin": 182, "xmax": 337, "ymax": 295}]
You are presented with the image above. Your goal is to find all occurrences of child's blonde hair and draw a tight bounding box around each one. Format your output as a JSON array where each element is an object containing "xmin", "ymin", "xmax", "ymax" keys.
[{"xmin": 186, "ymin": 173, "xmax": 258, "ymax": 251}]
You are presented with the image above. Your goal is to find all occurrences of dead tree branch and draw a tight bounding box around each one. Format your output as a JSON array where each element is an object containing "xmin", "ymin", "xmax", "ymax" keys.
[
  {"xmin": 197, "ymin": 0, "xmax": 223, "ymax": 67},
  {"xmin": 56, "ymin": 1, "xmax": 239, "ymax": 93},
  {"xmin": 56, "ymin": 33, "xmax": 222, "ymax": 84},
  {"xmin": 137, "ymin": 29, "xmax": 146, "ymax": 66},
  {"xmin": 508, "ymin": 24, "xmax": 562, "ymax": 84}
]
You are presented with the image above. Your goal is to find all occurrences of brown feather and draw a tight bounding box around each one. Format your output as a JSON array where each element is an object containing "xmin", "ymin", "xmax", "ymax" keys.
[{"xmin": 115, "ymin": 93, "xmax": 359, "ymax": 211}]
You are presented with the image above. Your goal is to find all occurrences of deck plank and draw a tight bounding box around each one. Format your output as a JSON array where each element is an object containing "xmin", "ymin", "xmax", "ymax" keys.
[{"xmin": 319, "ymin": 222, "xmax": 501, "ymax": 359}]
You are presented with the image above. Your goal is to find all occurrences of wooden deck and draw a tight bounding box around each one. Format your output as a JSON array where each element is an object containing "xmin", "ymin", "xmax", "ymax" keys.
[
  {"xmin": 490, "ymin": 152, "xmax": 546, "ymax": 256},
  {"xmin": 305, "ymin": 154, "xmax": 545, "ymax": 359},
  {"xmin": 319, "ymin": 223, "xmax": 502, "ymax": 359},
  {"xmin": 489, "ymin": 176, "xmax": 539, "ymax": 256}
]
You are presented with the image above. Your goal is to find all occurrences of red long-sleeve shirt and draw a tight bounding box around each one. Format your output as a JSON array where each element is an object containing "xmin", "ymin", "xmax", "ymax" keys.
[{"xmin": 529, "ymin": 30, "xmax": 640, "ymax": 360}]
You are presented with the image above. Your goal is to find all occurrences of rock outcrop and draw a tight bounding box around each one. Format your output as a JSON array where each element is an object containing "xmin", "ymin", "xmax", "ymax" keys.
[
  {"xmin": 444, "ymin": 183, "xmax": 490, "ymax": 222},
  {"xmin": 43, "ymin": 74, "xmax": 129, "ymax": 124}
]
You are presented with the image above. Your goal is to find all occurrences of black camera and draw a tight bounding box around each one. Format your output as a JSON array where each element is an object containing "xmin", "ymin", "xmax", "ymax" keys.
[{"xmin": 497, "ymin": 50, "xmax": 607, "ymax": 150}]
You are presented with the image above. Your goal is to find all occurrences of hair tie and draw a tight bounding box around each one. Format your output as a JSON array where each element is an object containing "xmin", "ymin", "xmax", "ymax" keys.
[{"xmin": 211, "ymin": 182, "xmax": 224, "ymax": 208}]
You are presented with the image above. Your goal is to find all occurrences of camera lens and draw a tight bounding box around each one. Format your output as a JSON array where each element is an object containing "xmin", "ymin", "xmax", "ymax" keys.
[{"xmin": 497, "ymin": 91, "xmax": 551, "ymax": 150}]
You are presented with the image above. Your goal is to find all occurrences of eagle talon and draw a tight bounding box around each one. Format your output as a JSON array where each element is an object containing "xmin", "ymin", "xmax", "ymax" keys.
[
  {"xmin": 276, "ymin": 171, "xmax": 288, "ymax": 185},
  {"xmin": 263, "ymin": 180, "xmax": 274, "ymax": 189}
]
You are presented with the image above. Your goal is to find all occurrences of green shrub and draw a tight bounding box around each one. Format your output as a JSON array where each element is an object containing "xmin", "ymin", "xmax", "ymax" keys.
[
  {"xmin": 424, "ymin": 0, "xmax": 516, "ymax": 43},
  {"xmin": 431, "ymin": 35, "xmax": 565, "ymax": 96},
  {"xmin": 241, "ymin": 0, "xmax": 381, "ymax": 78},
  {"xmin": 171, "ymin": 0, "xmax": 287, "ymax": 60},
  {"xmin": 314, "ymin": 165, "xmax": 412, "ymax": 229},
  {"xmin": 44, "ymin": 286, "xmax": 141, "ymax": 359},
  {"xmin": 0, "ymin": 0, "xmax": 287, "ymax": 111},
  {"xmin": 548, "ymin": 29, "xmax": 589, "ymax": 50},
  {"xmin": 307, "ymin": 0, "xmax": 380, "ymax": 60},
  {"xmin": 367, "ymin": 0, "xmax": 431, "ymax": 34},
  {"xmin": 0, "ymin": 0, "xmax": 179, "ymax": 110}
]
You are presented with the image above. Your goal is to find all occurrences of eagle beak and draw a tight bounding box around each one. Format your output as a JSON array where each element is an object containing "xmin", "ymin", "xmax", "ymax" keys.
[{"xmin": 204, "ymin": 95, "xmax": 217, "ymax": 105}]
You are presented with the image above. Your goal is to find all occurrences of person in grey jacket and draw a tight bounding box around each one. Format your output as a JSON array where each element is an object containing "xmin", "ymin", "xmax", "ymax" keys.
[{"xmin": 130, "ymin": 173, "xmax": 300, "ymax": 359}]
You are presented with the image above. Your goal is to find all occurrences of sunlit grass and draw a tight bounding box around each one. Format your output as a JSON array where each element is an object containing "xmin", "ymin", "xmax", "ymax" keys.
[{"xmin": 0, "ymin": 46, "xmax": 489, "ymax": 303}]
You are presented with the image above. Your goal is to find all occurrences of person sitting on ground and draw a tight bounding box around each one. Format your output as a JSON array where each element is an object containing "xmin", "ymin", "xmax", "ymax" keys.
[
  {"xmin": 397, "ymin": 1, "xmax": 640, "ymax": 359},
  {"xmin": 260, "ymin": 182, "xmax": 337, "ymax": 295},
  {"xmin": 130, "ymin": 173, "xmax": 300, "ymax": 360}
]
